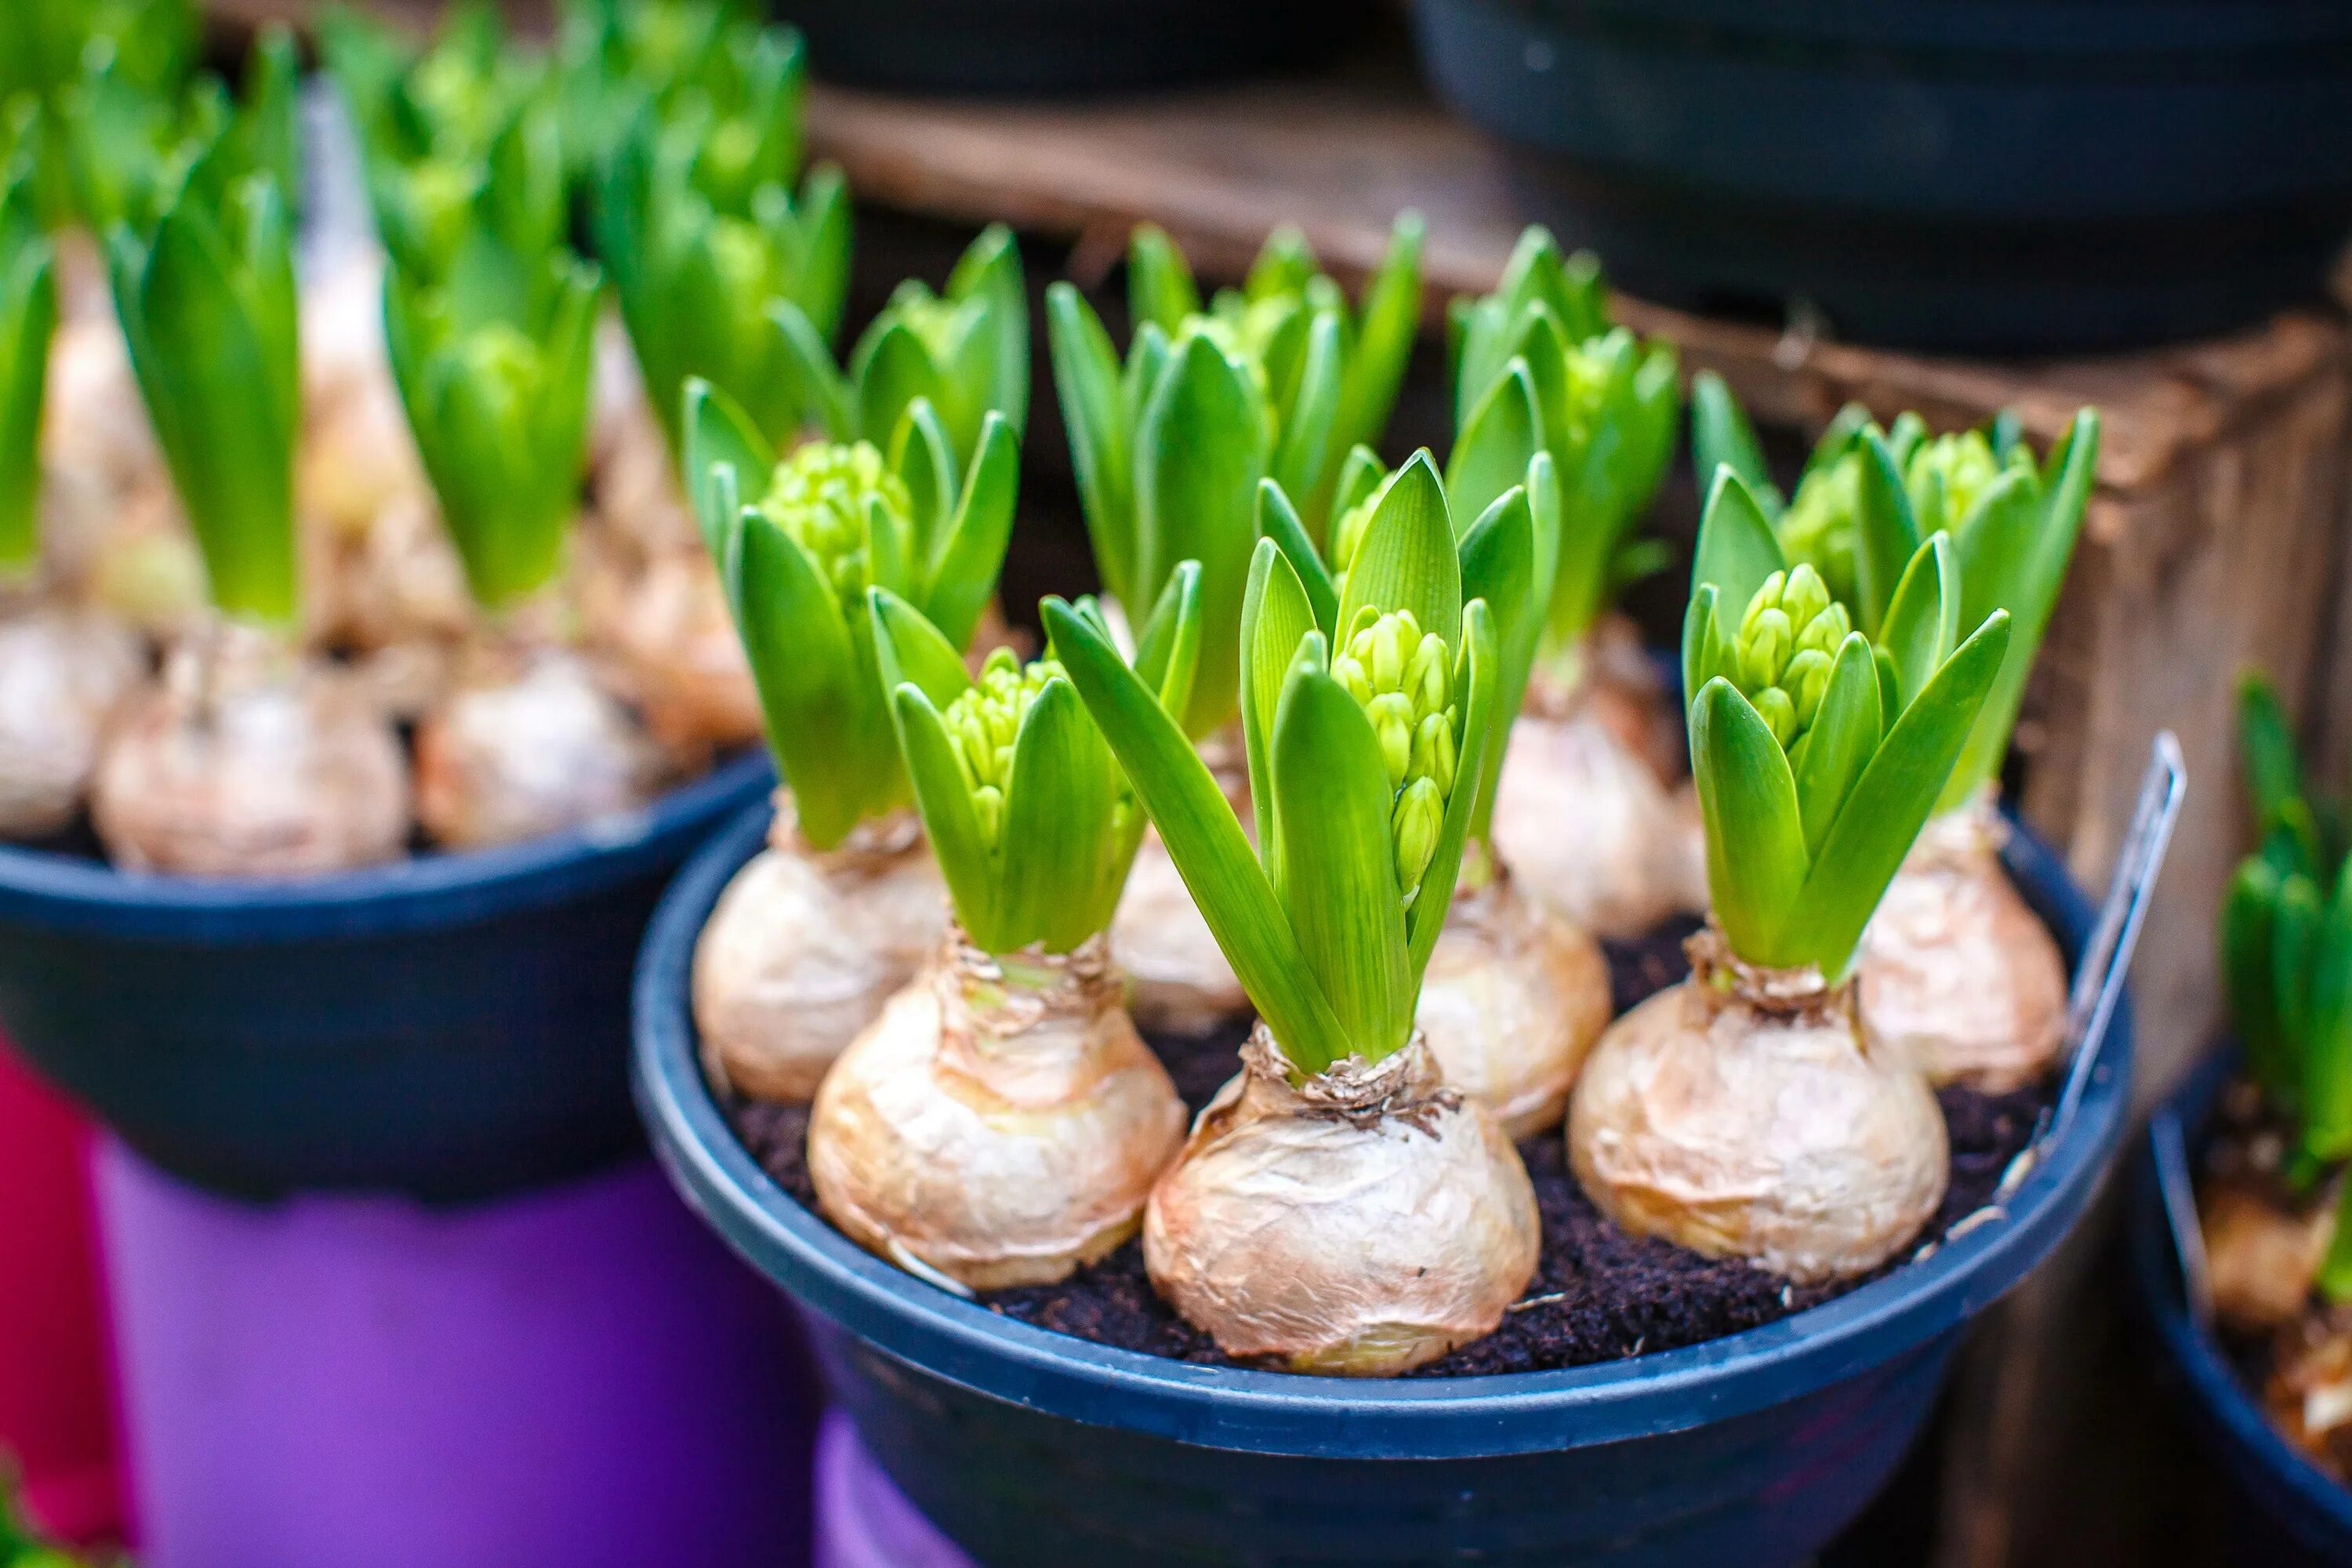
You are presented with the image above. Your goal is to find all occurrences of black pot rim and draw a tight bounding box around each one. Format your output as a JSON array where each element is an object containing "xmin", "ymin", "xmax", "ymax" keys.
[
  {"xmin": 635, "ymin": 797, "xmax": 2132, "ymax": 1460},
  {"xmin": 0, "ymin": 751, "xmax": 775, "ymax": 945},
  {"xmin": 2131, "ymin": 1049, "xmax": 2352, "ymax": 1548}
]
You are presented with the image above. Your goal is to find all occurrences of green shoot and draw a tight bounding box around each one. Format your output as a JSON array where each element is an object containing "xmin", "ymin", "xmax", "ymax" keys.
[
  {"xmin": 65, "ymin": 24, "xmax": 298, "ymax": 239},
  {"xmin": 1052, "ymin": 450, "xmax": 1501, "ymax": 1075},
  {"xmin": 685, "ymin": 379, "xmax": 1016, "ymax": 848},
  {"xmin": 0, "ymin": 155, "xmax": 56, "ymax": 579}
]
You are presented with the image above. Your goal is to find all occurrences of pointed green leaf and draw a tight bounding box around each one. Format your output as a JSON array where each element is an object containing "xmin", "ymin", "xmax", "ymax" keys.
[
  {"xmin": 2303, "ymin": 869, "xmax": 2352, "ymax": 1163},
  {"xmin": 920, "ymin": 411, "xmax": 1018, "ymax": 652},
  {"xmin": 1691, "ymin": 677, "xmax": 1809, "ymax": 964},
  {"xmin": 1131, "ymin": 559, "xmax": 1204, "ymax": 726},
  {"xmin": 1335, "ymin": 451, "xmax": 1460, "ymax": 643},
  {"xmin": 1447, "ymin": 358, "xmax": 1541, "ymax": 532},
  {"xmin": 849, "ymin": 316, "xmax": 942, "ymax": 450},
  {"xmin": 727, "ymin": 511, "xmax": 877, "ymax": 846},
  {"xmin": 1691, "ymin": 467, "xmax": 1786, "ymax": 632},
  {"xmin": 1690, "ymin": 369, "xmax": 1781, "ymax": 517},
  {"xmin": 1046, "ymin": 281, "xmax": 1134, "ymax": 608},
  {"xmin": 1792, "ymin": 610, "xmax": 2013, "ymax": 978},
  {"xmin": 1271, "ymin": 308, "xmax": 1342, "ymax": 507},
  {"xmin": 764, "ymin": 297, "xmax": 854, "ymax": 441},
  {"xmin": 1044, "ymin": 597, "xmax": 1351, "ymax": 1069},
  {"xmin": 1240, "ymin": 536, "xmax": 1318, "ymax": 861},
  {"xmin": 2240, "ymin": 671, "xmax": 2310, "ymax": 838},
  {"xmin": 682, "ymin": 376, "xmax": 775, "ymax": 559},
  {"xmin": 1330, "ymin": 209, "xmax": 1424, "ymax": 461},
  {"xmin": 1253, "ymin": 479, "xmax": 1338, "ymax": 635},
  {"xmin": 1791, "ymin": 633, "xmax": 1882, "ymax": 856},
  {"xmin": 1271, "ymin": 648, "xmax": 1415, "ymax": 1058},
  {"xmin": 889, "ymin": 682, "xmax": 998, "ymax": 945},
  {"xmin": 888, "ymin": 397, "xmax": 959, "ymax": 561},
  {"xmin": 1457, "ymin": 485, "xmax": 1538, "ymax": 844},
  {"xmin": 869, "ymin": 586, "xmax": 975, "ymax": 711},
  {"xmin": 1406, "ymin": 598, "xmax": 1500, "ymax": 979},
  {"xmin": 1849, "ymin": 427, "xmax": 1922, "ymax": 636},
  {"xmin": 1127, "ymin": 224, "xmax": 1198, "ymax": 336},
  {"xmin": 1878, "ymin": 532, "xmax": 1960, "ymax": 713},
  {"xmin": 1000, "ymin": 678, "xmax": 1122, "ymax": 952},
  {"xmin": 946, "ymin": 221, "xmax": 1029, "ymax": 436},
  {"xmin": 2223, "ymin": 858, "xmax": 2296, "ymax": 1110}
]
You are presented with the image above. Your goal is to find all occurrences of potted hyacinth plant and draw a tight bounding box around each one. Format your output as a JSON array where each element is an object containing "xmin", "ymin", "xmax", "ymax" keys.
[
  {"xmin": 381, "ymin": 151, "xmax": 670, "ymax": 848},
  {"xmin": 1450, "ymin": 227, "xmax": 1695, "ymax": 943},
  {"xmin": 1572, "ymin": 477, "xmax": 2011, "ymax": 1279},
  {"xmin": 0, "ymin": 148, "xmax": 140, "ymax": 843},
  {"xmin": 681, "ymin": 380, "xmax": 1016, "ymax": 1105},
  {"xmin": 1050, "ymin": 452, "xmax": 1532, "ymax": 1372},
  {"xmin": 804, "ymin": 572, "xmax": 1201, "ymax": 1289},
  {"xmin": 1693, "ymin": 375, "xmax": 2100, "ymax": 1092},
  {"xmin": 1046, "ymin": 217, "xmax": 1422, "ymax": 1036},
  {"xmin": 1261, "ymin": 437, "xmax": 1609, "ymax": 1138}
]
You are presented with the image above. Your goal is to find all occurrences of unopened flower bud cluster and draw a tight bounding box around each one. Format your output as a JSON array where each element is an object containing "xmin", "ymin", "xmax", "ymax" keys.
[
  {"xmin": 1733, "ymin": 563, "xmax": 1851, "ymax": 749},
  {"xmin": 1332, "ymin": 609, "xmax": 1458, "ymax": 906},
  {"xmin": 758, "ymin": 440, "xmax": 911, "ymax": 608},
  {"xmin": 1905, "ymin": 429, "xmax": 2028, "ymax": 536},
  {"xmin": 942, "ymin": 648, "xmax": 1062, "ymax": 847}
]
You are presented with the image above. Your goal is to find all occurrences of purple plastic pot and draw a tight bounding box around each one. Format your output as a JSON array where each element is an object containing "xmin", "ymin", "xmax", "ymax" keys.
[
  {"xmin": 815, "ymin": 1412, "xmax": 970, "ymax": 1568},
  {"xmin": 97, "ymin": 1138, "xmax": 816, "ymax": 1568}
]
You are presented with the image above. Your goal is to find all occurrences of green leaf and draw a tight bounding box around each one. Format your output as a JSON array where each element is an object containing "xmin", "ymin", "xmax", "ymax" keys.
[
  {"xmin": 1849, "ymin": 427, "xmax": 1922, "ymax": 636},
  {"xmin": 849, "ymin": 315, "xmax": 942, "ymax": 452},
  {"xmin": 889, "ymin": 681, "xmax": 998, "ymax": 945},
  {"xmin": 1690, "ymin": 369, "xmax": 1780, "ymax": 516},
  {"xmin": 1046, "ymin": 597, "xmax": 1351, "ymax": 1069},
  {"xmin": 0, "ymin": 217, "xmax": 55, "ymax": 574},
  {"xmin": 1791, "ymin": 609, "xmax": 2013, "ymax": 979},
  {"xmin": 764, "ymin": 297, "xmax": 853, "ymax": 441},
  {"xmin": 1131, "ymin": 559, "xmax": 1204, "ymax": 726},
  {"xmin": 1877, "ymin": 532, "xmax": 1961, "ymax": 713},
  {"xmin": 888, "ymin": 397, "xmax": 960, "ymax": 562},
  {"xmin": 1254, "ymin": 479, "xmax": 1338, "ymax": 637},
  {"xmin": 946, "ymin": 221, "xmax": 1029, "ymax": 437},
  {"xmin": 2274, "ymin": 872, "xmax": 2322, "ymax": 1058},
  {"xmin": 1687, "ymin": 466, "xmax": 1786, "ymax": 699},
  {"xmin": 1335, "ymin": 451, "xmax": 1461, "ymax": 644},
  {"xmin": 1691, "ymin": 677, "xmax": 1809, "ymax": 964},
  {"xmin": 2240, "ymin": 670, "xmax": 2312, "ymax": 842},
  {"xmin": 1270, "ymin": 308, "xmax": 1341, "ymax": 508},
  {"xmin": 1330, "ymin": 209, "xmax": 1424, "ymax": 463},
  {"xmin": 1791, "ymin": 633, "xmax": 1882, "ymax": 857},
  {"xmin": 920, "ymin": 411, "xmax": 1018, "ymax": 652},
  {"xmin": 1127, "ymin": 224, "xmax": 1198, "ymax": 336},
  {"xmin": 2316, "ymin": 1179, "xmax": 2352, "ymax": 1305},
  {"xmin": 1803, "ymin": 402, "xmax": 1871, "ymax": 485},
  {"xmin": 2223, "ymin": 858, "xmax": 2296, "ymax": 1111},
  {"xmin": 868, "ymin": 586, "xmax": 973, "ymax": 710},
  {"xmin": 1456, "ymin": 483, "xmax": 1539, "ymax": 844},
  {"xmin": 793, "ymin": 162, "xmax": 851, "ymax": 343},
  {"xmin": 1446, "ymin": 357, "xmax": 1541, "ymax": 532},
  {"xmin": 1046, "ymin": 282, "xmax": 1134, "ymax": 608},
  {"xmin": 1000, "ymin": 678, "xmax": 1123, "ymax": 953},
  {"xmin": 1271, "ymin": 647, "xmax": 1417, "ymax": 1060},
  {"xmin": 1134, "ymin": 330, "xmax": 1267, "ymax": 735},
  {"xmin": 1240, "ymin": 536, "xmax": 1318, "ymax": 863},
  {"xmin": 2303, "ymin": 868, "xmax": 2352, "ymax": 1164},
  {"xmin": 681, "ymin": 376, "xmax": 775, "ymax": 559}
]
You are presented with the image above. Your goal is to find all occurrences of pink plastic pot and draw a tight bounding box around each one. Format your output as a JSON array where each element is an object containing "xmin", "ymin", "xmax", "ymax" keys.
[{"xmin": 0, "ymin": 1040, "xmax": 123, "ymax": 1545}]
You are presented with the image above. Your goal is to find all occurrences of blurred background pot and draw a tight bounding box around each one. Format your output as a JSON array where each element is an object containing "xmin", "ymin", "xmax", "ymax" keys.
[
  {"xmin": 2131, "ymin": 1051, "xmax": 2352, "ymax": 1568},
  {"xmin": 639, "ymin": 800, "xmax": 2129, "ymax": 1567},
  {"xmin": 0, "ymin": 753, "xmax": 769, "ymax": 1202},
  {"xmin": 1409, "ymin": 0, "xmax": 2352, "ymax": 353},
  {"xmin": 781, "ymin": 0, "xmax": 1350, "ymax": 96}
]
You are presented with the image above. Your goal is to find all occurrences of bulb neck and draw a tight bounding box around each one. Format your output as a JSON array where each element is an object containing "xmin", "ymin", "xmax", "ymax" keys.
[{"xmin": 1686, "ymin": 922, "xmax": 1853, "ymax": 1025}]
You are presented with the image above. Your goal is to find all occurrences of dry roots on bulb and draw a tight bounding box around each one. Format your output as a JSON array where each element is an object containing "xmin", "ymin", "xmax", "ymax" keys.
[
  {"xmin": 1569, "ymin": 930, "xmax": 1948, "ymax": 1283},
  {"xmin": 414, "ymin": 641, "xmax": 668, "ymax": 851},
  {"xmin": 1417, "ymin": 864, "xmax": 1613, "ymax": 1139},
  {"xmin": 1856, "ymin": 798, "xmax": 2067, "ymax": 1093},
  {"xmin": 1112, "ymin": 728, "xmax": 1250, "ymax": 1036},
  {"xmin": 808, "ymin": 931, "xmax": 1185, "ymax": 1290},
  {"xmin": 91, "ymin": 625, "xmax": 412, "ymax": 876},
  {"xmin": 0, "ymin": 604, "xmax": 143, "ymax": 839},
  {"xmin": 1145, "ymin": 1027, "xmax": 1541, "ymax": 1376},
  {"xmin": 695, "ymin": 803, "xmax": 949, "ymax": 1103}
]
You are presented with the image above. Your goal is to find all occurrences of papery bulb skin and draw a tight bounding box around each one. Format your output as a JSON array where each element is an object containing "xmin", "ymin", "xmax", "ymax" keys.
[
  {"xmin": 1145, "ymin": 1029, "xmax": 1540, "ymax": 1376},
  {"xmin": 695, "ymin": 803, "xmax": 948, "ymax": 1103},
  {"xmin": 92, "ymin": 625, "xmax": 412, "ymax": 876},
  {"xmin": 299, "ymin": 257, "xmax": 431, "ymax": 545},
  {"xmin": 414, "ymin": 639, "xmax": 666, "ymax": 851},
  {"xmin": 588, "ymin": 314, "xmax": 700, "ymax": 557},
  {"xmin": 582, "ymin": 538, "xmax": 763, "ymax": 764},
  {"xmin": 1112, "ymin": 726, "xmax": 1249, "ymax": 1036},
  {"xmin": 1417, "ymin": 864, "xmax": 1613, "ymax": 1139},
  {"xmin": 0, "ymin": 604, "xmax": 143, "ymax": 838},
  {"xmin": 1856, "ymin": 799, "xmax": 2067, "ymax": 1093},
  {"xmin": 809, "ymin": 932, "xmax": 1185, "ymax": 1290},
  {"xmin": 1569, "ymin": 931, "xmax": 1948, "ymax": 1284},
  {"xmin": 2201, "ymin": 1175, "xmax": 2335, "ymax": 1334}
]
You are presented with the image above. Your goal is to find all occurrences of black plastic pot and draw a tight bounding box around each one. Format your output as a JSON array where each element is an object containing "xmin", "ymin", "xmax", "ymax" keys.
[
  {"xmin": 0, "ymin": 753, "xmax": 771, "ymax": 1203},
  {"xmin": 637, "ymin": 797, "xmax": 2132, "ymax": 1568},
  {"xmin": 781, "ymin": 0, "xmax": 1348, "ymax": 96},
  {"xmin": 1409, "ymin": 0, "xmax": 2352, "ymax": 354},
  {"xmin": 2131, "ymin": 1051, "xmax": 2352, "ymax": 1567}
]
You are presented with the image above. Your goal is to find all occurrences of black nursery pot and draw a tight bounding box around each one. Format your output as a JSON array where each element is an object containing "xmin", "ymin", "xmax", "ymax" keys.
[
  {"xmin": 637, "ymin": 799, "xmax": 2132, "ymax": 1568},
  {"xmin": 0, "ymin": 753, "xmax": 771, "ymax": 1203},
  {"xmin": 2130, "ymin": 1052, "xmax": 2352, "ymax": 1568},
  {"xmin": 1409, "ymin": 0, "xmax": 2352, "ymax": 354},
  {"xmin": 779, "ymin": 0, "xmax": 1348, "ymax": 96}
]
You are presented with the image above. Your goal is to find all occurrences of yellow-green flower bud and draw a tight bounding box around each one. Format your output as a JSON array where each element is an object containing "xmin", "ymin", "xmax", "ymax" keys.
[
  {"xmin": 1751, "ymin": 684, "xmax": 1798, "ymax": 747},
  {"xmin": 1780, "ymin": 562, "xmax": 1831, "ymax": 635},
  {"xmin": 1784, "ymin": 648, "xmax": 1832, "ymax": 728},
  {"xmin": 1367, "ymin": 691, "xmax": 1415, "ymax": 789},
  {"xmin": 1777, "ymin": 457, "xmax": 1863, "ymax": 610},
  {"xmin": 759, "ymin": 439, "xmax": 914, "ymax": 612},
  {"xmin": 1406, "ymin": 632, "xmax": 1448, "ymax": 715},
  {"xmin": 1740, "ymin": 608, "xmax": 1791, "ymax": 691},
  {"xmin": 1330, "ymin": 496, "xmax": 1373, "ymax": 576},
  {"xmin": 1905, "ymin": 429, "xmax": 2022, "ymax": 534},
  {"xmin": 1333, "ymin": 652, "xmax": 1370, "ymax": 706},
  {"xmin": 938, "ymin": 651, "xmax": 1063, "ymax": 842},
  {"xmin": 1730, "ymin": 568, "xmax": 1847, "ymax": 751},
  {"xmin": 971, "ymin": 784, "xmax": 1004, "ymax": 844},
  {"xmin": 1410, "ymin": 710, "xmax": 1456, "ymax": 797},
  {"xmin": 1392, "ymin": 775, "xmax": 1443, "ymax": 899}
]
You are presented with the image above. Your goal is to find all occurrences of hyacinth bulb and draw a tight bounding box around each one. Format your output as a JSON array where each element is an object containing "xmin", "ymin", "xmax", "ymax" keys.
[
  {"xmin": 809, "ymin": 932, "xmax": 1185, "ymax": 1290},
  {"xmin": 1569, "ymin": 931, "xmax": 1947, "ymax": 1283},
  {"xmin": 1416, "ymin": 863, "xmax": 1613, "ymax": 1138},
  {"xmin": 1856, "ymin": 799, "xmax": 2067, "ymax": 1093},
  {"xmin": 583, "ymin": 539, "xmax": 763, "ymax": 764},
  {"xmin": 1112, "ymin": 728, "xmax": 1249, "ymax": 1036},
  {"xmin": 413, "ymin": 640, "xmax": 667, "ymax": 850},
  {"xmin": 2267, "ymin": 1314, "xmax": 2352, "ymax": 1479},
  {"xmin": 2201, "ymin": 1174, "xmax": 2335, "ymax": 1334},
  {"xmin": 299, "ymin": 256, "xmax": 430, "ymax": 545},
  {"xmin": 92, "ymin": 625, "xmax": 412, "ymax": 876},
  {"xmin": 695, "ymin": 803, "xmax": 948, "ymax": 1104},
  {"xmin": 0, "ymin": 604, "xmax": 143, "ymax": 838},
  {"xmin": 1145, "ymin": 1027, "xmax": 1539, "ymax": 1375}
]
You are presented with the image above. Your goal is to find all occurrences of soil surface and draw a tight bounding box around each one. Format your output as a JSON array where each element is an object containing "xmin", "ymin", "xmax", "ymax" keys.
[{"xmin": 724, "ymin": 920, "xmax": 2056, "ymax": 1376}]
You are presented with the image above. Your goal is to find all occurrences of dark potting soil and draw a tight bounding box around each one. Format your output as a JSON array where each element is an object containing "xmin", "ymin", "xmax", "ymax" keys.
[{"xmin": 722, "ymin": 920, "xmax": 2058, "ymax": 1375}]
